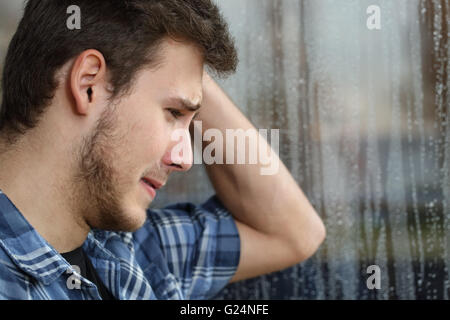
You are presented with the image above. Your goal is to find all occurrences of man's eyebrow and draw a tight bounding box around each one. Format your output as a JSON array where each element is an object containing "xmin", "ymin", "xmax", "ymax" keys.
[{"xmin": 165, "ymin": 96, "xmax": 202, "ymax": 112}]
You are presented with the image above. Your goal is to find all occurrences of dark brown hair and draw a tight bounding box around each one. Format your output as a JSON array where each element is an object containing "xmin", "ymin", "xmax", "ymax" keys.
[{"xmin": 0, "ymin": 0, "xmax": 237, "ymax": 136}]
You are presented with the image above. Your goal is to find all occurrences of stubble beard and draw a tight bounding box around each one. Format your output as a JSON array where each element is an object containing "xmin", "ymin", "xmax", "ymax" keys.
[{"xmin": 72, "ymin": 106, "xmax": 144, "ymax": 232}]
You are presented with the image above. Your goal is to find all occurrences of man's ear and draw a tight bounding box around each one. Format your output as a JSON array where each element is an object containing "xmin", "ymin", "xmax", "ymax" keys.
[{"xmin": 70, "ymin": 49, "xmax": 107, "ymax": 115}]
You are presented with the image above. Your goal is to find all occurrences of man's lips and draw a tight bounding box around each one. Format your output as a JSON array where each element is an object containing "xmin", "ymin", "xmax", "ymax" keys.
[
  {"xmin": 141, "ymin": 179, "xmax": 156, "ymax": 199},
  {"xmin": 140, "ymin": 177, "xmax": 165, "ymax": 199},
  {"xmin": 141, "ymin": 177, "xmax": 164, "ymax": 190}
]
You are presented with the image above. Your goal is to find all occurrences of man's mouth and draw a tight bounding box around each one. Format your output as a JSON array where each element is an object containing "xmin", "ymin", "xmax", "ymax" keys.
[
  {"xmin": 141, "ymin": 178, "xmax": 157, "ymax": 189},
  {"xmin": 140, "ymin": 176, "xmax": 166, "ymax": 199},
  {"xmin": 140, "ymin": 178, "xmax": 157, "ymax": 199},
  {"xmin": 141, "ymin": 177, "xmax": 164, "ymax": 190}
]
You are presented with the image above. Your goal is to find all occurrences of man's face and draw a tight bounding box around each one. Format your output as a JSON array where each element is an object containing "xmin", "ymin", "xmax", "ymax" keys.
[{"xmin": 74, "ymin": 39, "xmax": 203, "ymax": 232}]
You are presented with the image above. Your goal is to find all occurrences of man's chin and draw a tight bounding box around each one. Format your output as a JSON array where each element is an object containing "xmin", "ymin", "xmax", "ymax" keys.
[
  {"xmin": 118, "ymin": 207, "xmax": 148, "ymax": 232},
  {"xmin": 92, "ymin": 205, "xmax": 148, "ymax": 232}
]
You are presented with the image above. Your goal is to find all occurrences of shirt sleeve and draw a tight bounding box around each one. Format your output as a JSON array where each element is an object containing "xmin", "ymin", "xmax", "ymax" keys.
[{"xmin": 132, "ymin": 195, "xmax": 241, "ymax": 300}]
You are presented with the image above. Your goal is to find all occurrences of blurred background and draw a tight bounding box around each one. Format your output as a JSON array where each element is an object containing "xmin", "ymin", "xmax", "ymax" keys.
[{"xmin": 1, "ymin": 0, "xmax": 448, "ymax": 299}]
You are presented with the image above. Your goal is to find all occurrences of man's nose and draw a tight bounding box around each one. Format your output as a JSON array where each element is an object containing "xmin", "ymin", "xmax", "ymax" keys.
[{"xmin": 163, "ymin": 128, "xmax": 193, "ymax": 172}]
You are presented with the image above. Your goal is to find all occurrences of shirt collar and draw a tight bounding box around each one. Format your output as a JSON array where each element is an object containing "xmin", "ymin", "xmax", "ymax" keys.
[{"xmin": 0, "ymin": 190, "xmax": 74, "ymax": 285}]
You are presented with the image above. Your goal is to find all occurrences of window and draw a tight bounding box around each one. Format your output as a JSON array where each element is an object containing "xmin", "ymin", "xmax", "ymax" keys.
[{"xmin": 157, "ymin": 0, "xmax": 449, "ymax": 300}]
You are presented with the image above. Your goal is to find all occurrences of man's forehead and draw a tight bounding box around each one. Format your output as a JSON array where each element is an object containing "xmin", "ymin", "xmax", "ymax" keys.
[
  {"xmin": 136, "ymin": 42, "xmax": 204, "ymax": 109},
  {"xmin": 138, "ymin": 61, "xmax": 204, "ymax": 106}
]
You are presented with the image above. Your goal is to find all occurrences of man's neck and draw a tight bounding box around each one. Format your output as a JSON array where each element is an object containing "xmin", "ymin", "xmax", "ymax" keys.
[{"xmin": 0, "ymin": 134, "xmax": 90, "ymax": 253}]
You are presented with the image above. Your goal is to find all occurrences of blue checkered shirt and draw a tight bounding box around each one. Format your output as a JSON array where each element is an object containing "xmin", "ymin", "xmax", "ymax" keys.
[{"xmin": 0, "ymin": 190, "xmax": 240, "ymax": 300}]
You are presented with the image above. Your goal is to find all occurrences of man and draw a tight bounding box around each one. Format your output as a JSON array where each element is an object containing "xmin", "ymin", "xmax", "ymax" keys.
[{"xmin": 0, "ymin": 0, "xmax": 325, "ymax": 300}]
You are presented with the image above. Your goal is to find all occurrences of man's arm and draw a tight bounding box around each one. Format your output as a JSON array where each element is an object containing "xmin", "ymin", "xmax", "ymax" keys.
[{"xmin": 193, "ymin": 72, "xmax": 326, "ymax": 283}]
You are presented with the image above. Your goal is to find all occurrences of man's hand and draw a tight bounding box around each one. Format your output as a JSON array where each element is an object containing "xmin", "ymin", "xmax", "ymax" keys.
[{"xmin": 193, "ymin": 71, "xmax": 326, "ymax": 283}]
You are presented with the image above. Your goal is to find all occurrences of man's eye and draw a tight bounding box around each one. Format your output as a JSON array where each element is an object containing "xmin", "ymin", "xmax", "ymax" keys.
[{"xmin": 168, "ymin": 109, "xmax": 184, "ymax": 119}]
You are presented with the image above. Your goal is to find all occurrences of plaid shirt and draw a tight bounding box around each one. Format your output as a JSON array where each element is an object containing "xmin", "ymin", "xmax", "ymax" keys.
[{"xmin": 0, "ymin": 190, "xmax": 240, "ymax": 300}]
